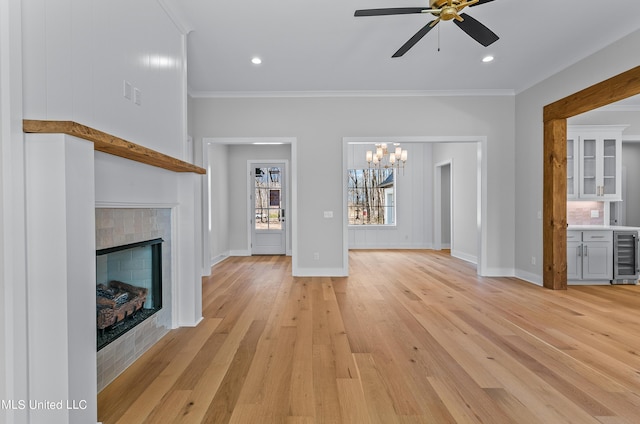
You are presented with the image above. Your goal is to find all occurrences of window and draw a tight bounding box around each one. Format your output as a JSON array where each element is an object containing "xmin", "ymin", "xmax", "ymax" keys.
[
  {"xmin": 254, "ymin": 167, "xmax": 283, "ymax": 230},
  {"xmin": 348, "ymin": 168, "xmax": 395, "ymax": 225}
]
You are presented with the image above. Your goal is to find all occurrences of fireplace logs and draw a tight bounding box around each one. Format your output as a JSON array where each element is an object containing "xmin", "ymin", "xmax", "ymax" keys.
[
  {"xmin": 96, "ymin": 281, "xmax": 148, "ymax": 330},
  {"xmin": 96, "ymin": 238, "xmax": 163, "ymax": 350}
]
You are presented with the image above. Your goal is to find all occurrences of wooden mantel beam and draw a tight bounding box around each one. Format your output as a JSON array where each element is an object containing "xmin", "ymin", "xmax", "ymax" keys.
[{"xmin": 23, "ymin": 120, "xmax": 206, "ymax": 175}]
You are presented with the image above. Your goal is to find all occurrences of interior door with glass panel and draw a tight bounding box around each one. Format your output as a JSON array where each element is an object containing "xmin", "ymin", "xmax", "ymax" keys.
[{"xmin": 251, "ymin": 163, "xmax": 286, "ymax": 255}]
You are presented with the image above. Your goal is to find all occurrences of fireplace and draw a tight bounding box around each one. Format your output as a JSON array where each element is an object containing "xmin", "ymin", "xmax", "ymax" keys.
[{"xmin": 96, "ymin": 238, "xmax": 163, "ymax": 350}]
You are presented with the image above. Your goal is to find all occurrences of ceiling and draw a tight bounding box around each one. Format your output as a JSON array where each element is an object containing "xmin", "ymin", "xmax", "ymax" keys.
[{"xmin": 166, "ymin": 0, "xmax": 640, "ymax": 96}]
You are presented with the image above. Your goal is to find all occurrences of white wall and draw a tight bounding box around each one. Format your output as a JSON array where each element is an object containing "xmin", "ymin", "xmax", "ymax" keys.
[
  {"xmin": 0, "ymin": 0, "xmax": 7, "ymax": 410},
  {"xmin": 441, "ymin": 164, "xmax": 451, "ymax": 246},
  {"xmin": 621, "ymin": 143, "xmax": 640, "ymax": 226},
  {"xmin": 22, "ymin": 0, "xmax": 202, "ymax": 317},
  {"xmin": 569, "ymin": 107, "xmax": 640, "ymax": 134},
  {"xmin": 514, "ymin": 28, "xmax": 640, "ymax": 285},
  {"xmin": 432, "ymin": 142, "xmax": 478, "ymax": 263},
  {"xmin": 1, "ymin": 0, "xmax": 29, "ymax": 422},
  {"xmin": 16, "ymin": 0, "xmax": 201, "ymax": 422},
  {"xmin": 208, "ymin": 143, "xmax": 230, "ymax": 263},
  {"xmin": 192, "ymin": 95, "xmax": 515, "ymax": 275},
  {"xmin": 22, "ymin": 0, "xmax": 186, "ymax": 159}
]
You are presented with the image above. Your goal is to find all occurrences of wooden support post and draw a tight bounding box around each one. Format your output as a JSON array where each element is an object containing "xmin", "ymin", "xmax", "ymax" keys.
[{"xmin": 543, "ymin": 119, "xmax": 567, "ymax": 290}]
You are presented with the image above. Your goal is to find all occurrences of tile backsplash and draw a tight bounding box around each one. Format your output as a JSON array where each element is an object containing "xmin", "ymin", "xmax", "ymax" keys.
[{"xmin": 567, "ymin": 201, "xmax": 605, "ymax": 225}]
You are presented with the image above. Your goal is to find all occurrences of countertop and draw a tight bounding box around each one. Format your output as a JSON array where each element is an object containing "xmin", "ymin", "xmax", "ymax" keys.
[{"xmin": 568, "ymin": 225, "xmax": 640, "ymax": 232}]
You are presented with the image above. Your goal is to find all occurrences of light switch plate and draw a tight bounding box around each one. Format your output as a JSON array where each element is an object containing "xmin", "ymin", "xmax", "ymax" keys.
[
  {"xmin": 133, "ymin": 88, "xmax": 142, "ymax": 105},
  {"xmin": 323, "ymin": 211, "xmax": 333, "ymax": 218},
  {"xmin": 591, "ymin": 210, "xmax": 599, "ymax": 218},
  {"xmin": 123, "ymin": 81, "xmax": 132, "ymax": 100}
]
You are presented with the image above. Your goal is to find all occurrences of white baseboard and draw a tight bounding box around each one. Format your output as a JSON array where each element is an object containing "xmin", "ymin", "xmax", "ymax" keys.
[
  {"xmin": 451, "ymin": 250, "xmax": 477, "ymax": 264},
  {"xmin": 292, "ymin": 267, "xmax": 348, "ymax": 277},
  {"xmin": 179, "ymin": 316, "xmax": 203, "ymax": 328},
  {"xmin": 348, "ymin": 242, "xmax": 433, "ymax": 249},
  {"xmin": 513, "ymin": 270, "xmax": 612, "ymax": 287},
  {"xmin": 568, "ymin": 280, "xmax": 611, "ymax": 286},
  {"xmin": 229, "ymin": 249, "xmax": 251, "ymax": 257},
  {"xmin": 514, "ymin": 269, "xmax": 543, "ymax": 286},
  {"xmin": 210, "ymin": 252, "xmax": 230, "ymax": 267},
  {"xmin": 481, "ymin": 267, "xmax": 515, "ymax": 277}
]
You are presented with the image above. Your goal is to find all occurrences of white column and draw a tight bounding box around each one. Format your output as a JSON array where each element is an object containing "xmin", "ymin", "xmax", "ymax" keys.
[
  {"xmin": 175, "ymin": 172, "xmax": 203, "ymax": 327},
  {"xmin": 24, "ymin": 134, "xmax": 97, "ymax": 424},
  {"xmin": 1, "ymin": 0, "xmax": 29, "ymax": 422}
]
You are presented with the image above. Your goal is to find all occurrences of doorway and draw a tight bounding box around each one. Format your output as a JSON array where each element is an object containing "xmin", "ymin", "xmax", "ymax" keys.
[
  {"xmin": 250, "ymin": 162, "xmax": 287, "ymax": 255},
  {"xmin": 543, "ymin": 66, "xmax": 640, "ymax": 289},
  {"xmin": 201, "ymin": 137, "xmax": 298, "ymax": 276},
  {"xmin": 343, "ymin": 136, "xmax": 487, "ymax": 276},
  {"xmin": 434, "ymin": 160, "xmax": 452, "ymax": 251}
]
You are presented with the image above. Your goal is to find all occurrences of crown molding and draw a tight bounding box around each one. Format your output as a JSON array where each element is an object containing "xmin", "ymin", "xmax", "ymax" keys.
[
  {"xmin": 188, "ymin": 89, "xmax": 515, "ymax": 99},
  {"xmin": 157, "ymin": 0, "xmax": 194, "ymax": 35}
]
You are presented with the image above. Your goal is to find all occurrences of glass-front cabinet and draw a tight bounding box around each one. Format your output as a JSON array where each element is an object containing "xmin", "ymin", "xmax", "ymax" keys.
[
  {"xmin": 567, "ymin": 125, "xmax": 627, "ymax": 201},
  {"xmin": 567, "ymin": 135, "xmax": 578, "ymax": 199},
  {"xmin": 602, "ymin": 138, "xmax": 618, "ymax": 196}
]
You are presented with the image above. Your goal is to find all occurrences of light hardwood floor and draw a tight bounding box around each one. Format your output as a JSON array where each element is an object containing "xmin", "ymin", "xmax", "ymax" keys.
[{"xmin": 98, "ymin": 250, "xmax": 640, "ymax": 423}]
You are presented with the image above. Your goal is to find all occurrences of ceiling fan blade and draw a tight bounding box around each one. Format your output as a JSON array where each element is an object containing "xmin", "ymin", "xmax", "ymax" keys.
[
  {"xmin": 469, "ymin": 0, "xmax": 496, "ymax": 6},
  {"xmin": 355, "ymin": 8, "xmax": 429, "ymax": 17},
  {"xmin": 392, "ymin": 20, "xmax": 438, "ymax": 57},
  {"xmin": 453, "ymin": 13, "xmax": 499, "ymax": 47}
]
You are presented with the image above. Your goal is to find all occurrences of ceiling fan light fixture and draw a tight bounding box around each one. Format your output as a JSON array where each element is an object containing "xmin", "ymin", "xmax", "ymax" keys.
[
  {"xmin": 482, "ymin": 55, "xmax": 494, "ymax": 62},
  {"xmin": 355, "ymin": 0, "xmax": 499, "ymax": 57}
]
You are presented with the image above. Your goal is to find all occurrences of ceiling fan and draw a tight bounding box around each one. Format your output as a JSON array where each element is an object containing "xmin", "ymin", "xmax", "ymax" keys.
[{"xmin": 355, "ymin": 0, "xmax": 499, "ymax": 57}]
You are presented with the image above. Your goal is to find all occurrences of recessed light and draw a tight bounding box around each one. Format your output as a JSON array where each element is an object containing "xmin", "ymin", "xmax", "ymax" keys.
[
  {"xmin": 251, "ymin": 57, "xmax": 262, "ymax": 65},
  {"xmin": 482, "ymin": 55, "xmax": 494, "ymax": 63}
]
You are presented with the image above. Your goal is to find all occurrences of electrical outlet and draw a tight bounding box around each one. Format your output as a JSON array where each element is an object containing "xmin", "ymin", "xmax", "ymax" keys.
[{"xmin": 313, "ymin": 252, "xmax": 320, "ymax": 260}]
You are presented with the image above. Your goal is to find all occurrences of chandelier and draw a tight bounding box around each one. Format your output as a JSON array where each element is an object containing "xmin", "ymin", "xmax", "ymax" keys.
[{"xmin": 366, "ymin": 143, "xmax": 408, "ymax": 172}]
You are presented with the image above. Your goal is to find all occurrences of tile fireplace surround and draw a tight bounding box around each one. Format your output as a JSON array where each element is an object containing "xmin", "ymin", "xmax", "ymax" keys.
[{"xmin": 95, "ymin": 208, "xmax": 172, "ymax": 391}]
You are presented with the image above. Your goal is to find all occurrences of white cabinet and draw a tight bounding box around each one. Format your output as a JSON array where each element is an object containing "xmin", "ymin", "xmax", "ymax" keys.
[
  {"xmin": 567, "ymin": 135, "xmax": 578, "ymax": 199},
  {"xmin": 567, "ymin": 230, "xmax": 613, "ymax": 281},
  {"xmin": 583, "ymin": 232, "xmax": 613, "ymax": 279},
  {"xmin": 567, "ymin": 125, "xmax": 627, "ymax": 201},
  {"xmin": 567, "ymin": 230, "xmax": 581, "ymax": 279}
]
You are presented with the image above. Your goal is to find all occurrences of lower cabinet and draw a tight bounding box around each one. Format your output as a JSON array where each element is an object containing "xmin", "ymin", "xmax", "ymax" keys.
[{"xmin": 567, "ymin": 230, "xmax": 613, "ymax": 281}]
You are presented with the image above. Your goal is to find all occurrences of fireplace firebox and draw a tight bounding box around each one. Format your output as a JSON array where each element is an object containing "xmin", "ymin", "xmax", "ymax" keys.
[{"xmin": 96, "ymin": 238, "xmax": 163, "ymax": 350}]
